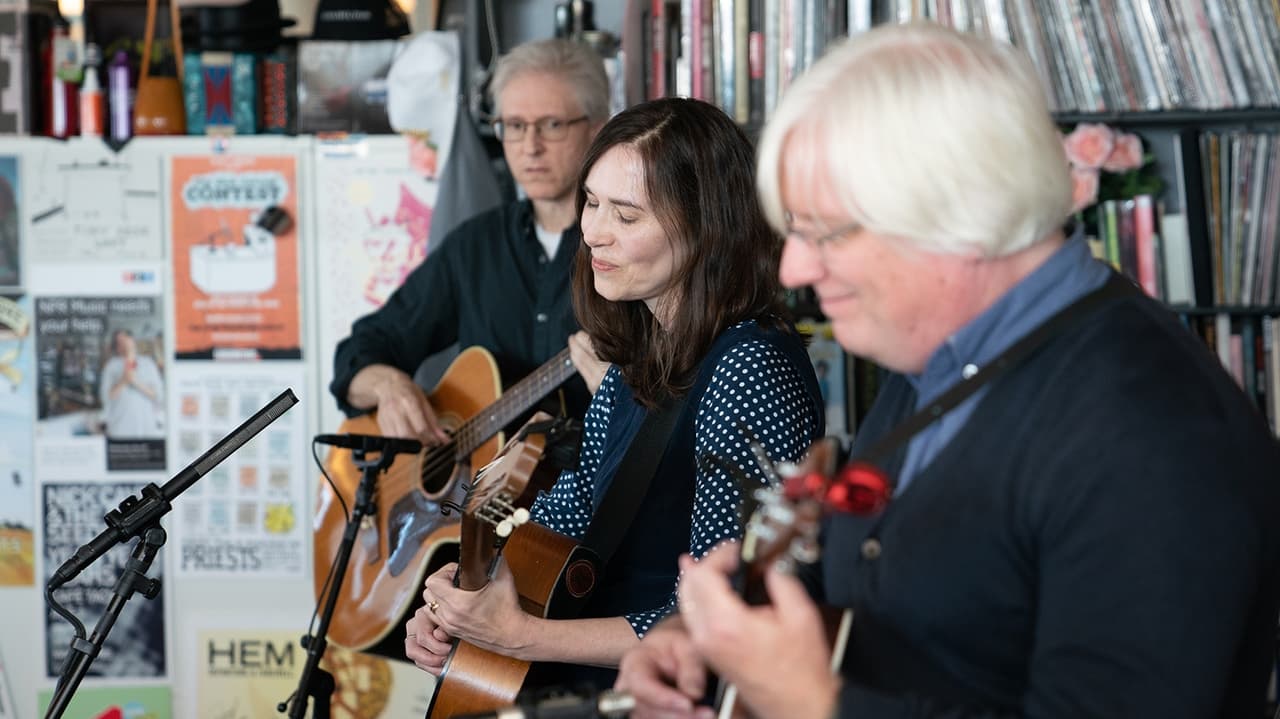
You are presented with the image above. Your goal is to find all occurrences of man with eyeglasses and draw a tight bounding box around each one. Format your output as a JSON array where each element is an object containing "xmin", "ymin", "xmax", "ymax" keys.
[{"xmin": 332, "ymin": 38, "xmax": 611, "ymax": 443}]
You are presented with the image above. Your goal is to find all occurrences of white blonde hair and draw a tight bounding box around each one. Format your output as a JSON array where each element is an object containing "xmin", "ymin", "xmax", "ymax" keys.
[
  {"xmin": 491, "ymin": 39, "xmax": 611, "ymax": 122},
  {"xmin": 756, "ymin": 22, "xmax": 1072, "ymax": 257}
]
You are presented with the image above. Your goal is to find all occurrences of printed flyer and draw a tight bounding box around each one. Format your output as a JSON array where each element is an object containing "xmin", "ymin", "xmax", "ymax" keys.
[
  {"xmin": 24, "ymin": 139, "xmax": 164, "ymax": 262},
  {"xmin": 43, "ymin": 481, "xmax": 168, "ymax": 679},
  {"xmin": 169, "ymin": 154, "xmax": 301, "ymax": 360},
  {"xmin": 193, "ymin": 627, "xmax": 434, "ymax": 719},
  {"xmin": 169, "ymin": 363, "xmax": 307, "ymax": 577},
  {"xmin": 34, "ymin": 295, "xmax": 167, "ymax": 473},
  {"xmin": 0, "ymin": 294, "xmax": 34, "ymax": 586},
  {"xmin": 313, "ymin": 136, "xmax": 441, "ymax": 432},
  {"xmin": 195, "ymin": 627, "xmax": 301, "ymax": 718}
]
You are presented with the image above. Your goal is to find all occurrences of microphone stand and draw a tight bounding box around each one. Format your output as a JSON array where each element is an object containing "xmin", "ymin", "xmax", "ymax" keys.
[
  {"xmin": 45, "ymin": 526, "xmax": 166, "ymax": 719},
  {"xmin": 284, "ymin": 446, "xmax": 400, "ymax": 719},
  {"xmin": 43, "ymin": 389, "xmax": 297, "ymax": 719}
]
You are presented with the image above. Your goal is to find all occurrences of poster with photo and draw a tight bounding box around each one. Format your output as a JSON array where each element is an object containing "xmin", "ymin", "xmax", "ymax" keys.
[
  {"xmin": 802, "ymin": 322, "xmax": 849, "ymax": 437},
  {"xmin": 37, "ymin": 685, "xmax": 171, "ymax": 719},
  {"xmin": 35, "ymin": 295, "xmax": 167, "ymax": 474},
  {"xmin": 169, "ymin": 154, "xmax": 301, "ymax": 360},
  {"xmin": 0, "ymin": 295, "xmax": 35, "ymax": 586},
  {"xmin": 43, "ymin": 481, "xmax": 168, "ymax": 679},
  {"xmin": 170, "ymin": 363, "xmax": 307, "ymax": 577},
  {"xmin": 313, "ymin": 136, "xmax": 442, "ymax": 432},
  {"xmin": 24, "ymin": 138, "xmax": 164, "ymax": 262},
  {"xmin": 0, "ymin": 155, "xmax": 18, "ymax": 289}
]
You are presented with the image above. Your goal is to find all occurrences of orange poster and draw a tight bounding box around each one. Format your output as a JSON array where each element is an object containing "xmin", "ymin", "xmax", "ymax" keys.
[{"xmin": 170, "ymin": 155, "xmax": 301, "ymax": 360}]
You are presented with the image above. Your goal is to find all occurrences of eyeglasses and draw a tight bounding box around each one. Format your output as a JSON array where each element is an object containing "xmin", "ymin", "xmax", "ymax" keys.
[
  {"xmin": 493, "ymin": 115, "xmax": 589, "ymax": 143},
  {"xmin": 783, "ymin": 211, "xmax": 863, "ymax": 251}
]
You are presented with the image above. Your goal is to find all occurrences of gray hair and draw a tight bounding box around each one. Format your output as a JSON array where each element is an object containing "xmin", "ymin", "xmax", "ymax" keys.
[
  {"xmin": 757, "ymin": 23, "xmax": 1071, "ymax": 258},
  {"xmin": 490, "ymin": 38, "xmax": 611, "ymax": 122}
]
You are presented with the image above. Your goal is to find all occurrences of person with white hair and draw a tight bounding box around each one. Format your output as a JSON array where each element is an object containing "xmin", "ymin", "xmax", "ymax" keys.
[
  {"xmin": 615, "ymin": 22, "xmax": 1280, "ymax": 719},
  {"xmin": 332, "ymin": 38, "xmax": 613, "ymax": 442}
]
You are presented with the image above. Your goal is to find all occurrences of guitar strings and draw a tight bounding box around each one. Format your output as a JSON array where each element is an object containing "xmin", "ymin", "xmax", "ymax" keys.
[{"xmin": 367, "ymin": 354, "xmax": 572, "ymax": 500}]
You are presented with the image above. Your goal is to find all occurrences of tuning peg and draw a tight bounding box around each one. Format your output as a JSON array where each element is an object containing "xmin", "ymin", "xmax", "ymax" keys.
[
  {"xmin": 511, "ymin": 508, "xmax": 530, "ymax": 525},
  {"xmin": 496, "ymin": 519, "xmax": 514, "ymax": 538}
]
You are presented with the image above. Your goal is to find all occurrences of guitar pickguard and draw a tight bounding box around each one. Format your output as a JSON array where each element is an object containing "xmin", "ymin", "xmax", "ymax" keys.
[{"xmin": 387, "ymin": 483, "xmax": 461, "ymax": 576}]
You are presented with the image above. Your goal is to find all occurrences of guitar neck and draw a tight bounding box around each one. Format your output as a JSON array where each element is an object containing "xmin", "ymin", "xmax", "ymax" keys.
[{"xmin": 454, "ymin": 348, "xmax": 577, "ymax": 454}]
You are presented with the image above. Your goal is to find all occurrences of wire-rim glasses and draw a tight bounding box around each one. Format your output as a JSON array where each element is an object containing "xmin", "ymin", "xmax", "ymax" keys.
[{"xmin": 493, "ymin": 115, "xmax": 589, "ymax": 143}]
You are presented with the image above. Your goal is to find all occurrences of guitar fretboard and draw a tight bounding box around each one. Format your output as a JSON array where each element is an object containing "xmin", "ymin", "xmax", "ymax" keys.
[{"xmin": 454, "ymin": 348, "xmax": 577, "ymax": 455}]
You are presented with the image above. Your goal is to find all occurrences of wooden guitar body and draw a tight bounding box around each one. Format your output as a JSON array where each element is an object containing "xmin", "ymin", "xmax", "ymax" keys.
[
  {"xmin": 427, "ymin": 523, "xmax": 598, "ymax": 718},
  {"xmin": 313, "ymin": 347, "xmax": 503, "ymax": 652},
  {"xmin": 425, "ymin": 415, "xmax": 599, "ymax": 719}
]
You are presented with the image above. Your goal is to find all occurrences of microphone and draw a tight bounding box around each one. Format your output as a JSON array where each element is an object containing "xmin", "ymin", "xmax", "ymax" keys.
[
  {"xmin": 313, "ymin": 433, "xmax": 423, "ymax": 454},
  {"xmin": 455, "ymin": 688, "xmax": 634, "ymax": 719},
  {"xmin": 49, "ymin": 389, "xmax": 298, "ymax": 590}
]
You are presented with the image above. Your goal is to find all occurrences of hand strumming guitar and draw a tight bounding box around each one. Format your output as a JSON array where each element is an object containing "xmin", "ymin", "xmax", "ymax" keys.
[
  {"xmin": 616, "ymin": 543, "xmax": 839, "ymax": 719},
  {"xmin": 344, "ymin": 363, "xmax": 451, "ymax": 446}
]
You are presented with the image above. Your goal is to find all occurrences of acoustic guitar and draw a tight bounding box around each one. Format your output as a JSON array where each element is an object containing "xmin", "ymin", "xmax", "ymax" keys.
[
  {"xmin": 314, "ymin": 346, "xmax": 579, "ymax": 653},
  {"xmin": 427, "ymin": 413, "xmax": 599, "ymax": 719}
]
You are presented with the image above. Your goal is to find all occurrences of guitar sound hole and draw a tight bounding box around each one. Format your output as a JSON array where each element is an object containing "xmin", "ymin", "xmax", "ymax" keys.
[
  {"xmin": 565, "ymin": 559, "xmax": 596, "ymax": 598},
  {"xmin": 420, "ymin": 442, "xmax": 457, "ymax": 495}
]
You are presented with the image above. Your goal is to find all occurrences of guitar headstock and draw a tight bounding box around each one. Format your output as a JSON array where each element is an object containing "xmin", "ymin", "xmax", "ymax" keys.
[
  {"xmin": 739, "ymin": 438, "xmax": 836, "ymax": 580},
  {"xmin": 455, "ymin": 411, "xmax": 559, "ymax": 591},
  {"xmin": 735, "ymin": 437, "xmax": 890, "ymax": 601}
]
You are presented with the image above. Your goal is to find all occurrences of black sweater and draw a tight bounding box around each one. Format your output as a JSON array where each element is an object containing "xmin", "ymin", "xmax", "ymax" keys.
[{"xmin": 808, "ymin": 290, "xmax": 1280, "ymax": 718}]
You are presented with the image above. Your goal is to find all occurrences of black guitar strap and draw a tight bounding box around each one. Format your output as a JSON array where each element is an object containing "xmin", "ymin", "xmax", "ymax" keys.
[
  {"xmin": 582, "ymin": 395, "xmax": 688, "ymax": 568},
  {"xmin": 854, "ymin": 273, "xmax": 1139, "ymax": 470}
]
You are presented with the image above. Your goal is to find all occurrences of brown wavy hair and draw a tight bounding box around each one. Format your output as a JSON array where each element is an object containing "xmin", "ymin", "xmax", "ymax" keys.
[{"xmin": 573, "ymin": 97, "xmax": 787, "ymax": 408}]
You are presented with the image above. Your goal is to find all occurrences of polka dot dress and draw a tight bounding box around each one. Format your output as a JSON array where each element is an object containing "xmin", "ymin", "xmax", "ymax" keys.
[{"xmin": 532, "ymin": 320, "xmax": 821, "ymax": 636}]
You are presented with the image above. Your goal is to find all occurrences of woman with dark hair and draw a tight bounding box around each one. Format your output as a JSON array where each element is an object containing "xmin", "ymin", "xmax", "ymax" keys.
[{"xmin": 404, "ymin": 97, "xmax": 824, "ymax": 688}]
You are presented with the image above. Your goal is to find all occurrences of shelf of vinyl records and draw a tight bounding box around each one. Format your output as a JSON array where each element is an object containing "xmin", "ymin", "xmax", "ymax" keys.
[
  {"xmin": 1183, "ymin": 313, "xmax": 1280, "ymax": 437},
  {"xmin": 640, "ymin": 0, "xmax": 1280, "ymax": 128}
]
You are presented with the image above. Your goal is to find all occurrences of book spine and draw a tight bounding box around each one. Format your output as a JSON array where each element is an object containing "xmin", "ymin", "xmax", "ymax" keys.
[
  {"xmin": 719, "ymin": 0, "xmax": 736, "ymax": 115},
  {"xmin": 650, "ymin": 0, "xmax": 667, "ymax": 99},
  {"xmin": 201, "ymin": 50, "xmax": 234, "ymax": 133},
  {"xmin": 259, "ymin": 47, "xmax": 294, "ymax": 134},
  {"xmin": 1134, "ymin": 195, "xmax": 1159, "ymax": 297},
  {"xmin": 231, "ymin": 52, "xmax": 257, "ymax": 135},
  {"xmin": 747, "ymin": 0, "xmax": 764, "ymax": 126},
  {"xmin": 183, "ymin": 51, "xmax": 205, "ymax": 135}
]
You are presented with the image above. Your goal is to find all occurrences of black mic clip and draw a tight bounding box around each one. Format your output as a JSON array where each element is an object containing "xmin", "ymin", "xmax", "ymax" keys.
[{"xmin": 49, "ymin": 483, "xmax": 170, "ymax": 590}]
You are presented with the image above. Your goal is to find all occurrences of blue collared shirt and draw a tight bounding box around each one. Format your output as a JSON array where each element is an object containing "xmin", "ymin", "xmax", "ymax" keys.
[{"xmin": 895, "ymin": 235, "xmax": 1112, "ymax": 493}]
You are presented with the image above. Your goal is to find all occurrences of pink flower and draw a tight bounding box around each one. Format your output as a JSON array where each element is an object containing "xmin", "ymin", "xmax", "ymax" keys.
[
  {"xmin": 1102, "ymin": 132, "xmax": 1144, "ymax": 172},
  {"xmin": 1070, "ymin": 166, "xmax": 1100, "ymax": 213},
  {"xmin": 1063, "ymin": 123, "xmax": 1115, "ymax": 169}
]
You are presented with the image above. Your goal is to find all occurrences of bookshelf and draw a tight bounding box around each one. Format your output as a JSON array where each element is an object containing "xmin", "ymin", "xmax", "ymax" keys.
[
  {"xmin": 625, "ymin": 0, "xmax": 1280, "ymax": 437},
  {"xmin": 1055, "ymin": 108, "xmax": 1280, "ymax": 128}
]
